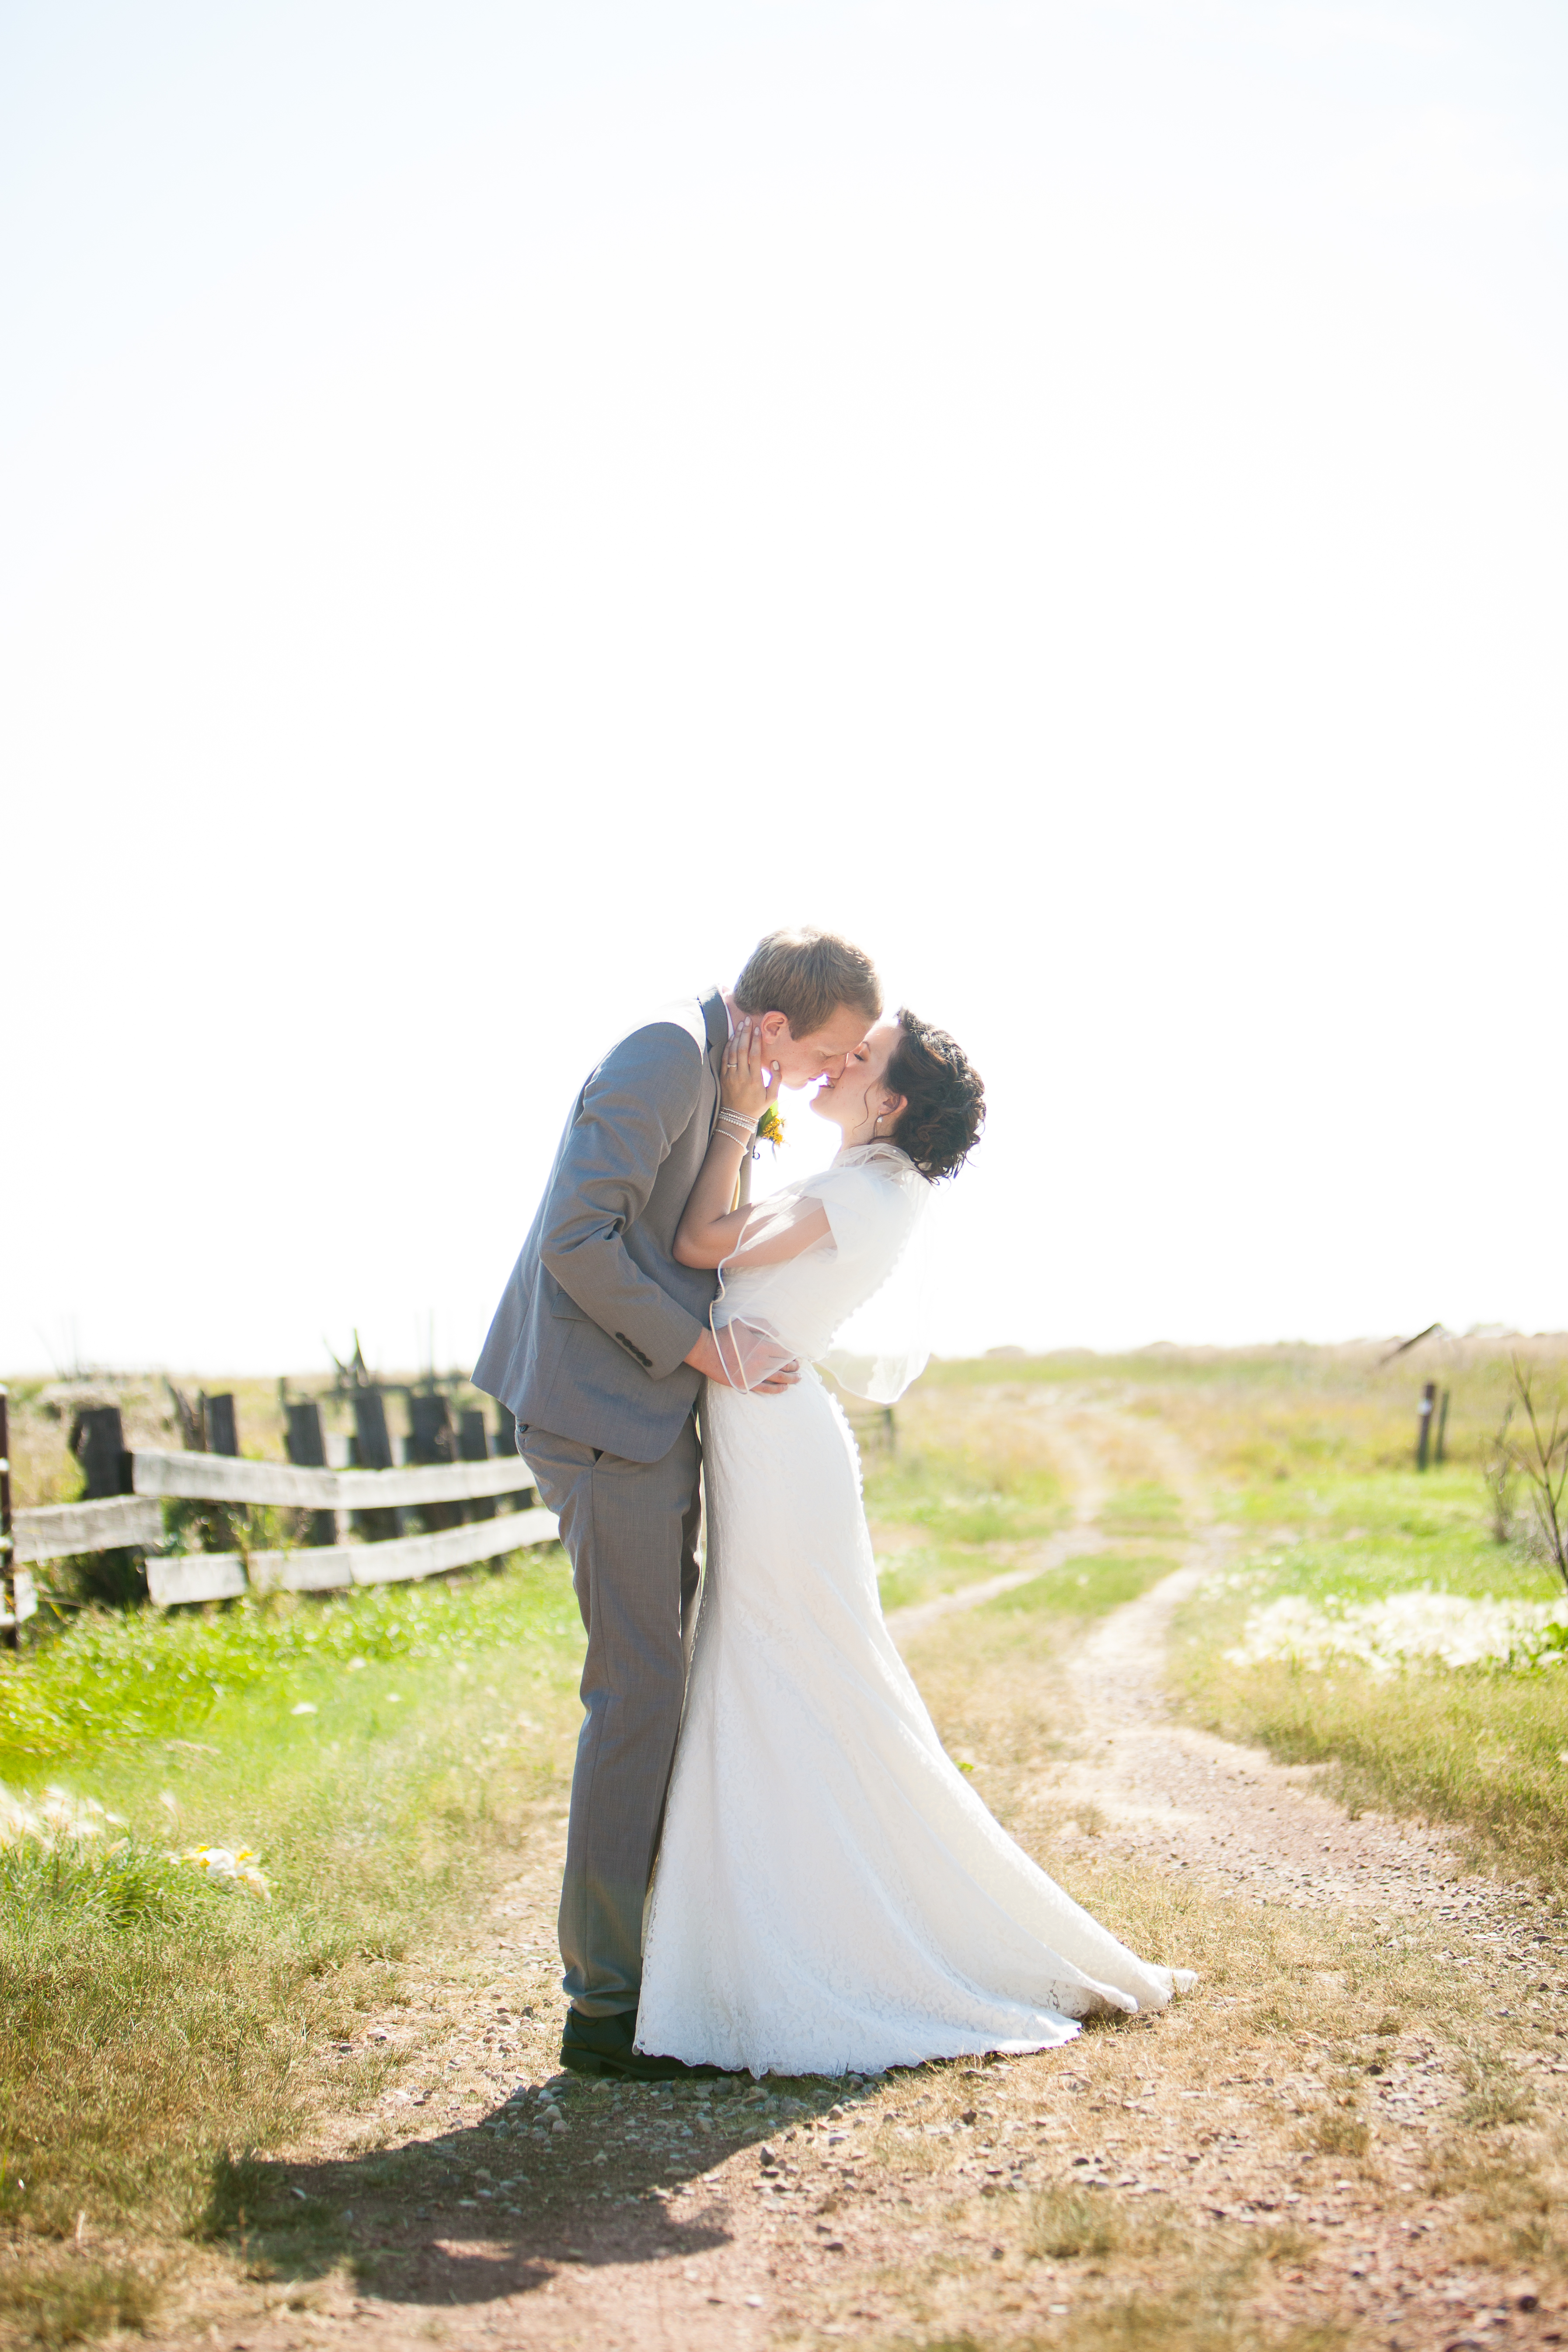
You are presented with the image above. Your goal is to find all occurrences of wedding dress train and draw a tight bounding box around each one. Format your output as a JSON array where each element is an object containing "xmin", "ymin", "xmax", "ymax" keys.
[{"xmin": 634, "ymin": 1144, "xmax": 1191, "ymax": 2079}]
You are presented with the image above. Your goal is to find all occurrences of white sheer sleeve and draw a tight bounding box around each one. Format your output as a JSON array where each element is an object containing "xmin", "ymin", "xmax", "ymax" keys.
[
  {"xmin": 707, "ymin": 1194, "xmax": 833, "ymax": 1390},
  {"xmin": 705, "ymin": 1145, "xmax": 934, "ymax": 1399},
  {"xmin": 723, "ymin": 1199, "xmax": 832, "ymax": 1270}
]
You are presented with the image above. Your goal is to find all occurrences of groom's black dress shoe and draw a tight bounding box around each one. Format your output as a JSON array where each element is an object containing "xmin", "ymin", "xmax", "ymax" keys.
[{"xmin": 560, "ymin": 2006, "xmax": 725, "ymax": 2082}]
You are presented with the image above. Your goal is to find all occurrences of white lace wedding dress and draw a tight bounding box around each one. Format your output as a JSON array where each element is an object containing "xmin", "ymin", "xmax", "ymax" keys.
[{"xmin": 634, "ymin": 1142, "xmax": 1192, "ymax": 2079}]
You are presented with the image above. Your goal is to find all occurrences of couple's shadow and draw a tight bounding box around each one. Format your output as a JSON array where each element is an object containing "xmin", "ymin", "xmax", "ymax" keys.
[{"xmin": 202, "ymin": 2073, "xmax": 869, "ymax": 2308}]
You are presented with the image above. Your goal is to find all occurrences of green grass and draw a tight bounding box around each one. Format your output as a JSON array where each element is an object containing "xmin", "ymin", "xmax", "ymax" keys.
[
  {"xmin": 1099, "ymin": 1481, "xmax": 1183, "ymax": 1538},
  {"xmin": 980, "ymin": 1550, "xmax": 1180, "ymax": 1619},
  {"xmin": 1194, "ymin": 1468, "xmax": 1554, "ymax": 1609},
  {"xmin": 1170, "ymin": 1460, "xmax": 1568, "ymax": 1893},
  {"xmin": 0, "ymin": 1550, "xmax": 585, "ymax": 2338},
  {"xmin": 860, "ymin": 1406, "xmax": 1070, "ymax": 1614},
  {"xmin": 864, "ymin": 1449, "xmax": 1066, "ymax": 1547}
]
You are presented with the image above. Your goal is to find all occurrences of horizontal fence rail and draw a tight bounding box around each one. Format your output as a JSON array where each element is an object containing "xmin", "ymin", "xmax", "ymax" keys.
[
  {"xmin": 12, "ymin": 1450, "xmax": 559, "ymax": 1612},
  {"xmin": 129, "ymin": 1450, "xmax": 535, "ymax": 1512},
  {"xmin": 12, "ymin": 1494, "xmax": 167, "ymax": 1563},
  {"xmin": 147, "ymin": 1508, "xmax": 560, "ymax": 1606}
]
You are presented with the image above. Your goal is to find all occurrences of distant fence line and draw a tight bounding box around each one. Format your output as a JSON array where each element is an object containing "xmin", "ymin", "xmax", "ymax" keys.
[{"xmin": 0, "ymin": 1385, "xmax": 559, "ymax": 1633}]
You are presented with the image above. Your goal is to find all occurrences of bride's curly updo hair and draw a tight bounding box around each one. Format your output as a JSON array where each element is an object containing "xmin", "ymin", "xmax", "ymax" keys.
[{"xmin": 885, "ymin": 1011, "xmax": 985, "ymax": 1182}]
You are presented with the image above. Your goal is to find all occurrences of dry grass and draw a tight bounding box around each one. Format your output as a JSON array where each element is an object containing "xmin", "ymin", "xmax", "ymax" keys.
[
  {"xmin": 1025, "ymin": 2184, "xmax": 1130, "ymax": 2259},
  {"xmin": 1177, "ymin": 1642, "xmax": 1568, "ymax": 1894},
  {"xmin": 1056, "ymin": 2280, "xmax": 1354, "ymax": 2352},
  {"xmin": 0, "ymin": 2255, "xmax": 163, "ymax": 2350}
]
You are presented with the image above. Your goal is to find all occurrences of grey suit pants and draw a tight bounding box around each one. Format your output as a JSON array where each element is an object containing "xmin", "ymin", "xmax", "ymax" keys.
[{"xmin": 518, "ymin": 1412, "xmax": 703, "ymax": 2019}]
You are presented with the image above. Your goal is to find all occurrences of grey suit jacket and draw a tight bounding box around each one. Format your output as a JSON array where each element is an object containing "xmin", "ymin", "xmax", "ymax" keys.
[{"xmin": 473, "ymin": 985, "xmax": 744, "ymax": 1464}]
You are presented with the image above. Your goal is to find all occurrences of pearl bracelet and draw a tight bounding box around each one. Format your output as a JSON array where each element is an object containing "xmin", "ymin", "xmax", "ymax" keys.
[{"xmin": 716, "ymin": 1110, "xmax": 758, "ymax": 1141}]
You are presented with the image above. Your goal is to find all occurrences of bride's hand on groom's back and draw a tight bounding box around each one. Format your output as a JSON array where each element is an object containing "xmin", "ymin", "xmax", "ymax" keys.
[{"xmin": 721, "ymin": 1020, "xmax": 777, "ymax": 1119}]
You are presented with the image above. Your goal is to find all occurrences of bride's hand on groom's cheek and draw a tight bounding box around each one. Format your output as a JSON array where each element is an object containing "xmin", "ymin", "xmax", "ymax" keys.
[{"xmin": 721, "ymin": 1020, "xmax": 777, "ymax": 1118}]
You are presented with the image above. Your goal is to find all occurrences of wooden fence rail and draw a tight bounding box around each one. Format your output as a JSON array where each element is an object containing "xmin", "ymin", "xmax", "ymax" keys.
[
  {"xmin": 8, "ymin": 1450, "xmax": 558, "ymax": 1617},
  {"xmin": 129, "ymin": 1450, "xmax": 533, "ymax": 1512},
  {"xmin": 14, "ymin": 1494, "xmax": 167, "ymax": 1563},
  {"xmin": 146, "ymin": 1508, "xmax": 560, "ymax": 1606}
]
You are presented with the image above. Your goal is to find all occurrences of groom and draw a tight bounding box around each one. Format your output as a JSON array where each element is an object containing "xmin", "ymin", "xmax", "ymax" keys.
[{"xmin": 474, "ymin": 928, "xmax": 882, "ymax": 2080}]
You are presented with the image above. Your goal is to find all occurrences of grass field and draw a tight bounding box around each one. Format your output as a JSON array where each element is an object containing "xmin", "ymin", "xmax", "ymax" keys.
[{"xmin": 3, "ymin": 1340, "xmax": 1567, "ymax": 2346}]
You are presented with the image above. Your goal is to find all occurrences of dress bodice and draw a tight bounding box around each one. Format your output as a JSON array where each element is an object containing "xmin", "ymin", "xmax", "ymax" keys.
[{"xmin": 713, "ymin": 1142, "xmax": 926, "ymax": 1369}]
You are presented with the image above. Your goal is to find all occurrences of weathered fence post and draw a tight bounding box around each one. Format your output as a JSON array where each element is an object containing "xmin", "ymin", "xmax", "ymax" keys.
[
  {"xmin": 349, "ymin": 1391, "xmax": 400, "ymax": 1539},
  {"xmin": 71, "ymin": 1404, "xmax": 130, "ymax": 1498},
  {"xmin": 408, "ymin": 1392, "xmax": 459, "ymax": 1531},
  {"xmin": 1416, "ymin": 1381, "xmax": 1436, "ymax": 1471},
  {"xmin": 68, "ymin": 1403, "xmax": 143, "ymax": 1603},
  {"xmin": 284, "ymin": 1399, "xmax": 336, "ymax": 1546},
  {"xmin": 192, "ymin": 1394, "xmax": 241, "ymax": 1551},
  {"xmin": 350, "ymin": 1390, "xmax": 392, "ymax": 1469},
  {"xmin": 202, "ymin": 1394, "xmax": 239, "ymax": 1456},
  {"xmin": 1434, "ymin": 1388, "xmax": 1450, "ymax": 1466},
  {"xmin": 458, "ymin": 1409, "xmax": 496, "ymax": 1521}
]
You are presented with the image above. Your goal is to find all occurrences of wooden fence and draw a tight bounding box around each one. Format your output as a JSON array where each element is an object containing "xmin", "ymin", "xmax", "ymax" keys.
[{"xmin": 0, "ymin": 1384, "xmax": 558, "ymax": 1630}]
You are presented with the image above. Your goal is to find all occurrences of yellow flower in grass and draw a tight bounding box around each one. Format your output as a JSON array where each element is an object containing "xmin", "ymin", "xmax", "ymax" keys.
[
  {"xmin": 176, "ymin": 1844, "xmax": 271, "ymax": 1899},
  {"xmin": 756, "ymin": 1102, "xmax": 785, "ymax": 1151}
]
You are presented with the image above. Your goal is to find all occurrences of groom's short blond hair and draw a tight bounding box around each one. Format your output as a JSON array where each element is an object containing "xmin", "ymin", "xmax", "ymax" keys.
[{"xmin": 735, "ymin": 929, "xmax": 882, "ymax": 1038}]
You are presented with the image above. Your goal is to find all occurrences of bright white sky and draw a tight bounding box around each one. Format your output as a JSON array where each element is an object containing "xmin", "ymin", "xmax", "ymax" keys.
[{"xmin": 4, "ymin": 0, "xmax": 1567, "ymax": 1379}]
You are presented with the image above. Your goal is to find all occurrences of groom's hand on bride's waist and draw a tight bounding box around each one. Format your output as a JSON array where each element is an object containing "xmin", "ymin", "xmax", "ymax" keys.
[{"xmin": 683, "ymin": 1328, "xmax": 800, "ymax": 1394}]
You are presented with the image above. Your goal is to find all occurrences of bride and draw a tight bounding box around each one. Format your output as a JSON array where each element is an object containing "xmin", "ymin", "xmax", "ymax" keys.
[{"xmin": 635, "ymin": 1012, "xmax": 1192, "ymax": 2079}]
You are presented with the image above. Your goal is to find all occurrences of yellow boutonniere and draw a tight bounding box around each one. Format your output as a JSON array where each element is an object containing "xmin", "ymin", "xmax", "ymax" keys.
[{"xmin": 756, "ymin": 1101, "xmax": 785, "ymax": 1152}]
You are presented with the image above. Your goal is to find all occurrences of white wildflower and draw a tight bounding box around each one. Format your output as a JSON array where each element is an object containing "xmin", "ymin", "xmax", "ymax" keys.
[
  {"xmin": 1226, "ymin": 1589, "xmax": 1568, "ymax": 1679},
  {"xmin": 174, "ymin": 1844, "xmax": 271, "ymax": 1898},
  {"xmin": 0, "ymin": 1786, "xmax": 43, "ymax": 1848},
  {"xmin": 0, "ymin": 1783, "xmax": 124, "ymax": 1848}
]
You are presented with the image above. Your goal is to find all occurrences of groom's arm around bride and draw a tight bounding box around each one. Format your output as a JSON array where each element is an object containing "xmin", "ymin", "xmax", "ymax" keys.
[{"xmin": 472, "ymin": 928, "xmax": 882, "ymax": 2078}]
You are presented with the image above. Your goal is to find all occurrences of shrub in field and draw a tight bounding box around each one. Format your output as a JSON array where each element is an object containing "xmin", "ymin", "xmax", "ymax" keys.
[
  {"xmin": 0, "ymin": 1833, "xmax": 181, "ymax": 1929},
  {"xmin": 1504, "ymin": 1361, "xmax": 1568, "ymax": 1594},
  {"xmin": 1304, "ymin": 2106, "xmax": 1369, "ymax": 2159},
  {"xmin": 1027, "ymin": 2182, "xmax": 1125, "ymax": 2258},
  {"xmin": 1457, "ymin": 2050, "xmax": 1536, "ymax": 2131},
  {"xmin": 1484, "ymin": 1403, "xmax": 1519, "ymax": 1544}
]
